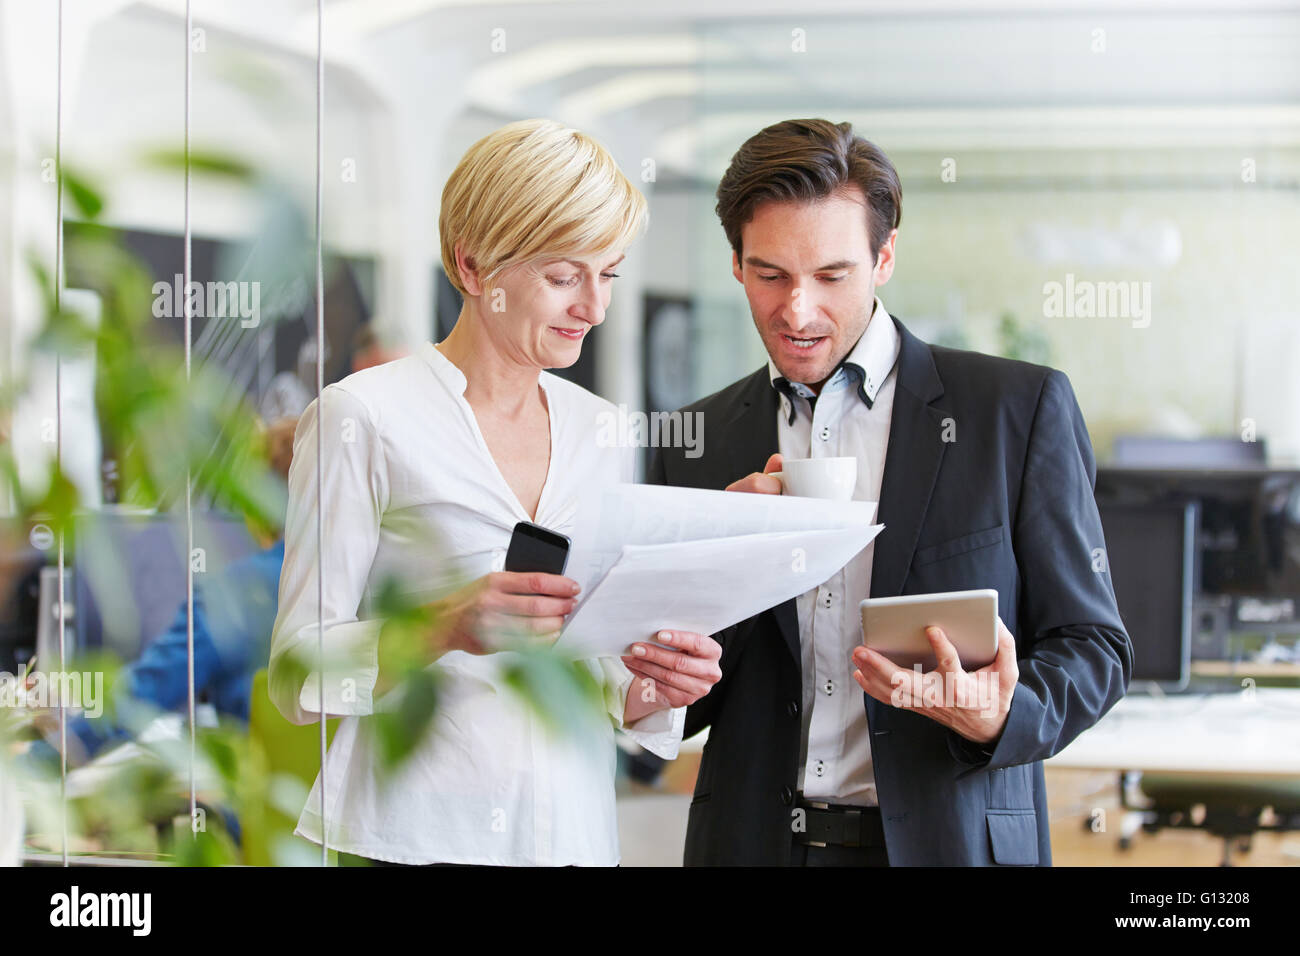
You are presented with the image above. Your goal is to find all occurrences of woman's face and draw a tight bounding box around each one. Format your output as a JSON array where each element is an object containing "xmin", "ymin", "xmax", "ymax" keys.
[{"xmin": 478, "ymin": 251, "xmax": 625, "ymax": 370}]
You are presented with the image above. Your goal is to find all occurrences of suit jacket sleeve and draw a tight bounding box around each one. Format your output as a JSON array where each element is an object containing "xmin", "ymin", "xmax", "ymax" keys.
[{"xmin": 947, "ymin": 368, "xmax": 1133, "ymax": 772}]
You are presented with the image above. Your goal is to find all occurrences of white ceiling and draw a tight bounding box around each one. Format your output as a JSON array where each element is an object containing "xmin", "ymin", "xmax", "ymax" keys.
[{"xmin": 143, "ymin": 0, "xmax": 1300, "ymax": 171}]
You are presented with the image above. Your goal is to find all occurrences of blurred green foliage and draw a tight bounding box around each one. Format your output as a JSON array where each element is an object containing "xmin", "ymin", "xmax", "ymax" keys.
[{"xmin": 997, "ymin": 310, "xmax": 1052, "ymax": 366}]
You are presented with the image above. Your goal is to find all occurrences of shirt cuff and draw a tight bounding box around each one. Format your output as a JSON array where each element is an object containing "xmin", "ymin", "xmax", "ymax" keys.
[
  {"xmin": 591, "ymin": 656, "xmax": 686, "ymax": 760},
  {"xmin": 285, "ymin": 619, "xmax": 383, "ymax": 721},
  {"xmin": 622, "ymin": 704, "xmax": 686, "ymax": 761},
  {"xmin": 946, "ymin": 728, "xmax": 995, "ymax": 766}
]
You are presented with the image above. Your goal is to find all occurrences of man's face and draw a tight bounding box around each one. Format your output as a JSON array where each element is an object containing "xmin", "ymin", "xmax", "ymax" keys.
[{"xmin": 733, "ymin": 185, "xmax": 896, "ymax": 392}]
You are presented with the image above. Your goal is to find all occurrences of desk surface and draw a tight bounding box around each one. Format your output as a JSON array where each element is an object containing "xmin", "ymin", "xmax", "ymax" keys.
[
  {"xmin": 1048, "ymin": 687, "xmax": 1300, "ymax": 778},
  {"xmin": 1192, "ymin": 660, "xmax": 1300, "ymax": 679}
]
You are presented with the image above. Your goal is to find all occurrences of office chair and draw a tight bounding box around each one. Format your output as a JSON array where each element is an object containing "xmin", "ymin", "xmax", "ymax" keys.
[{"xmin": 1117, "ymin": 770, "xmax": 1300, "ymax": 865}]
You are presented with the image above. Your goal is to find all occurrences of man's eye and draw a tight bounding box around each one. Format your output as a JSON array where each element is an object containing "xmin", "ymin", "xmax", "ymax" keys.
[
  {"xmin": 757, "ymin": 274, "xmax": 782, "ymax": 282},
  {"xmin": 819, "ymin": 275, "xmax": 846, "ymax": 283}
]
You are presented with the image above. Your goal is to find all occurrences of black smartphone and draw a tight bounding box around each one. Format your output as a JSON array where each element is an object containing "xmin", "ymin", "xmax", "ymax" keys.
[{"xmin": 504, "ymin": 521, "xmax": 571, "ymax": 575}]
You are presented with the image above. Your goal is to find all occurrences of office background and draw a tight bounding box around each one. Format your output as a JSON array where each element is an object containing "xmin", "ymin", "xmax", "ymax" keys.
[{"xmin": 1, "ymin": 0, "xmax": 1299, "ymax": 866}]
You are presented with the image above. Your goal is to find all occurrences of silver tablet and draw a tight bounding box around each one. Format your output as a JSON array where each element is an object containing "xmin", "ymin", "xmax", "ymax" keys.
[{"xmin": 860, "ymin": 589, "xmax": 999, "ymax": 671}]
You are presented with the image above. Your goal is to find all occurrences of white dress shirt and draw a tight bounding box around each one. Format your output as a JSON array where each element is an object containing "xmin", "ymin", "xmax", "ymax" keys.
[
  {"xmin": 769, "ymin": 298, "xmax": 901, "ymax": 807},
  {"xmin": 269, "ymin": 341, "xmax": 684, "ymax": 866}
]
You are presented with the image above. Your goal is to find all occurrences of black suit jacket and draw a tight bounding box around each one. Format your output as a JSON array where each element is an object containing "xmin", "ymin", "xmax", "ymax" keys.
[{"xmin": 647, "ymin": 316, "xmax": 1132, "ymax": 865}]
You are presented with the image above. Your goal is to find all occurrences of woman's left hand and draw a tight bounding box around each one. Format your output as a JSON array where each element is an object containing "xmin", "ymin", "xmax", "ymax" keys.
[{"xmin": 621, "ymin": 630, "xmax": 722, "ymax": 717}]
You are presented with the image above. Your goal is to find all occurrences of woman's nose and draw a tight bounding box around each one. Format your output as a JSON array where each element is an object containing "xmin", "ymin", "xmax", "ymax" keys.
[{"xmin": 572, "ymin": 282, "xmax": 607, "ymax": 326}]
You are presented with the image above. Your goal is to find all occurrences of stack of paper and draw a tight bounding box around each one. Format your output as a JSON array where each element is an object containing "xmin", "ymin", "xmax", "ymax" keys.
[{"xmin": 555, "ymin": 484, "xmax": 883, "ymax": 658}]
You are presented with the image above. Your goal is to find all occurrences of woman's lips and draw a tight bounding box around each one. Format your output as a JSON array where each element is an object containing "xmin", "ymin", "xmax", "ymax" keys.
[{"xmin": 550, "ymin": 326, "xmax": 586, "ymax": 340}]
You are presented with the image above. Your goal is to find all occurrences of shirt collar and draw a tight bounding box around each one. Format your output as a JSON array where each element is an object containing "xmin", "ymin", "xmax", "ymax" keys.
[
  {"xmin": 767, "ymin": 296, "xmax": 901, "ymax": 424},
  {"xmin": 423, "ymin": 341, "xmax": 469, "ymax": 397},
  {"xmin": 422, "ymin": 340, "xmax": 557, "ymax": 409}
]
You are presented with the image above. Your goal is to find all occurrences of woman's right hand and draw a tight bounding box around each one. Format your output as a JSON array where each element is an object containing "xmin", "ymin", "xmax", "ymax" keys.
[{"xmin": 430, "ymin": 571, "xmax": 581, "ymax": 656}]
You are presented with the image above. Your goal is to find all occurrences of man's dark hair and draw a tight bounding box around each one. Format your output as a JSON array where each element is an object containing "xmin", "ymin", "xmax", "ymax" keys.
[{"xmin": 715, "ymin": 118, "xmax": 902, "ymax": 263}]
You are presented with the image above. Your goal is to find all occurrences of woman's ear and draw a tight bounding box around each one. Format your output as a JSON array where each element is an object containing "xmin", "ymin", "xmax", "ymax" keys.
[{"xmin": 454, "ymin": 243, "xmax": 484, "ymax": 296}]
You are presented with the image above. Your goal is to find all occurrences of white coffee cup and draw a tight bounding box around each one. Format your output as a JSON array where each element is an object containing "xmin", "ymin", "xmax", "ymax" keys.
[{"xmin": 771, "ymin": 456, "xmax": 858, "ymax": 501}]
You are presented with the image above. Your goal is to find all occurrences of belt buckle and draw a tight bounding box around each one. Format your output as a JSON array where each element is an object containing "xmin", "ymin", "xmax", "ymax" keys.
[{"xmin": 800, "ymin": 797, "xmax": 830, "ymax": 848}]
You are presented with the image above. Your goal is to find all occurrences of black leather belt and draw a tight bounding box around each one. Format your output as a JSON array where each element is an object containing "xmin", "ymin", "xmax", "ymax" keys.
[{"xmin": 794, "ymin": 796, "xmax": 886, "ymax": 848}]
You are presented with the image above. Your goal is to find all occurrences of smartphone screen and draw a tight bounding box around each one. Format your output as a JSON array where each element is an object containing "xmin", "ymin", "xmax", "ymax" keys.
[{"xmin": 504, "ymin": 521, "xmax": 571, "ymax": 575}]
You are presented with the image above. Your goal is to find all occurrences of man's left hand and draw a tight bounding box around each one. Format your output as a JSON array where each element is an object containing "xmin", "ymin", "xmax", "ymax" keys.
[{"xmin": 850, "ymin": 617, "xmax": 1018, "ymax": 747}]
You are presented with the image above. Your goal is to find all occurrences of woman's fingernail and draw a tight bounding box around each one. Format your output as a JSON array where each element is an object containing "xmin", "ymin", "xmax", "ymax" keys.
[
  {"xmin": 658, "ymin": 630, "xmax": 672, "ymax": 642},
  {"xmin": 631, "ymin": 645, "xmax": 646, "ymax": 656}
]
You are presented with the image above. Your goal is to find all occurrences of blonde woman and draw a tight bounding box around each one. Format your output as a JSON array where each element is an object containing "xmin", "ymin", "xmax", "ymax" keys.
[{"xmin": 268, "ymin": 120, "xmax": 721, "ymax": 866}]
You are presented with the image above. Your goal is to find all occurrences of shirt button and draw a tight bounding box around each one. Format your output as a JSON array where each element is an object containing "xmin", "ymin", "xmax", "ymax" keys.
[
  {"xmin": 824, "ymin": 679, "xmax": 834, "ymax": 696},
  {"xmin": 787, "ymin": 699, "xmax": 800, "ymax": 717},
  {"xmin": 821, "ymin": 591, "xmax": 832, "ymax": 610},
  {"xmin": 819, "ymin": 425, "xmax": 831, "ymax": 441},
  {"xmin": 815, "ymin": 759, "xmax": 825, "ymax": 777},
  {"xmin": 780, "ymin": 786, "xmax": 794, "ymax": 806}
]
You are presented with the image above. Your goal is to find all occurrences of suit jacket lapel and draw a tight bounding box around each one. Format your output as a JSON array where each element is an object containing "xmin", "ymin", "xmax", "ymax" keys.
[
  {"xmin": 719, "ymin": 368, "xmax": 801, "ymax": 664},
  {"xmin": 870, "ymin": 319, "xmax": 947, "ymax": 598}
]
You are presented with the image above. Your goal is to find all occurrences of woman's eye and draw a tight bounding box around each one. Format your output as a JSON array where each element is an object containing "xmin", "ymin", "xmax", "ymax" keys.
[
  {"xmin": 600, "ymin": 272, "xmax": 620, "ymax": 280},
  {"xmin": 548, "ymin": 275, "xmax": 580, "ymax": 288}
]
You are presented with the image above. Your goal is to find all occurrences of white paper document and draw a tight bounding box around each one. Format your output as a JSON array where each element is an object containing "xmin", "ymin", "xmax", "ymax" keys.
[{"xmin": 554, "ymin": 484, "xmax": 883, "ymax": 659}]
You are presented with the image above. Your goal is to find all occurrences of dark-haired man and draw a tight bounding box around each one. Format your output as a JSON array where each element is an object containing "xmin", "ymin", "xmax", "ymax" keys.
[{"xmin": 645, "ymin": 119, "xmax": 1131, "ymax": 866}]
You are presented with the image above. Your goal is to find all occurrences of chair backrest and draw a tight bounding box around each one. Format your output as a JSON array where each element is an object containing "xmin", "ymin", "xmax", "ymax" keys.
[{"xmin": 73, "ymin": 510, "xmax": 259, "ymax": 663}]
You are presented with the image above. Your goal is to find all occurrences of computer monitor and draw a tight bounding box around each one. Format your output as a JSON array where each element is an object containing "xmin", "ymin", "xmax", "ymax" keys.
[{"xmin": 1097, "ymin": 500, "xmax": 1198, "ymax": 690}]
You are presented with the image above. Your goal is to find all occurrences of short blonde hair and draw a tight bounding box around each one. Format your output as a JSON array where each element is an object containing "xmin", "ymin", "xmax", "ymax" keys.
[{"xmin": 439, "ymin": 119, "xmax": 648, "ymax": 296}]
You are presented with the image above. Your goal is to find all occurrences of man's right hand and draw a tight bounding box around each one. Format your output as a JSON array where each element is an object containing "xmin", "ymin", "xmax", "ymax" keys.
[
  {"xmin": 431, "ymin": 571, "xmax": 580, "ymax": 655},
  {"xmin": 724, "ymin": 452, "xmax": 784, "ymax": 495}
]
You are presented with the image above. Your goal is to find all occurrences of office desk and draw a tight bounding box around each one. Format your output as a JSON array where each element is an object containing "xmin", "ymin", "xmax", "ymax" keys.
[
  {"xmin": 1048, "ymin": 687, "xmax": 1300, "ymax": 778},
  {"xmin": 1191, "ymin": 660, "xmax": 1300, "ymax": 680}
]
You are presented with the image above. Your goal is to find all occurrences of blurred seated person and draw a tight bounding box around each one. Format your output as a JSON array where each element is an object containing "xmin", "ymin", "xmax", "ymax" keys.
[{"xmin": 21, "ymin": 415, "xmax": 297, "ymax": 771}]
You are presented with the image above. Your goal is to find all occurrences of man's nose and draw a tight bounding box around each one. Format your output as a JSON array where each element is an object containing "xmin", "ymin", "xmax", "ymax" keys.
[{"xmin": 781, "ymin": 283, "xmax": 818, "ymax": 331}]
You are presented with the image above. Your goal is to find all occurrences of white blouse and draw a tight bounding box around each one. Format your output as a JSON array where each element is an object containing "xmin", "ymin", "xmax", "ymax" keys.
[{"xmin": 269, "ymin": 341, "xmax": 684, "ymax": 866}]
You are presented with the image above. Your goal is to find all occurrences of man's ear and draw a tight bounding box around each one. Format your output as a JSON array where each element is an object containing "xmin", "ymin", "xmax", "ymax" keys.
[
  {"xmin": 872, "ymin": 229, "xmax": 898, "ymax": 287},
  {"xmin": 732, "ymin": 249, "xmax": 744, "ymax": 284},
  {"xmin": 454, "ymin": 243, "xmax": 484, "ymax": 296}
]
